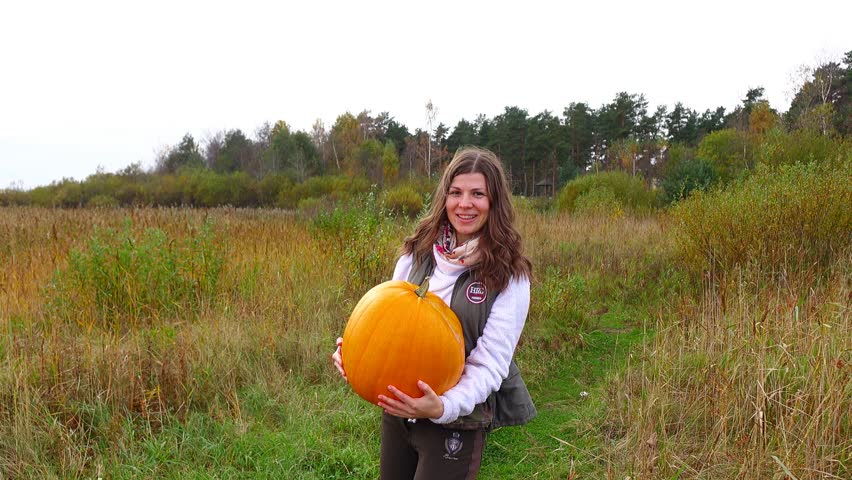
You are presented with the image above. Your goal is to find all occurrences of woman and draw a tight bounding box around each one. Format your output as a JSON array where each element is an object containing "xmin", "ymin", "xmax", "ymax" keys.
[{"xmin": 332, "ymin": 146, "xmax": 535, "ymax": 479}]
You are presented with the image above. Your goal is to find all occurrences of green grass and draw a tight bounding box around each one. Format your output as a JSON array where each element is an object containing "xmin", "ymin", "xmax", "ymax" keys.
[
  {"xmin": 11, "ymin": 269, "xmax": 654, "ymax": 479},
  {"xmin": 483, "ymin": 321, "xmax": 646, "ymax": 477},
  {"xmin": 76, "ymin": 277, "xmax": 652, "ymax": 479},
  {"xmin": 0, "ymin": 207, "xmax": 677, "ymax": 478},
  {"xmin": 64, "ymin": 318, "xmax": 645, "ymax": 479}
]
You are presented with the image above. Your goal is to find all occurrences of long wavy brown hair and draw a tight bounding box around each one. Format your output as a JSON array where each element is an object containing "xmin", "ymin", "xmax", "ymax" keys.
[{"xmin": 401, "ymin": 146, "xmax": 531, "ymax": 292}]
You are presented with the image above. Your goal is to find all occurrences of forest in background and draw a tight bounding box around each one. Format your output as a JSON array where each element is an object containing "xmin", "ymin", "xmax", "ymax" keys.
[
  {"xmin": 1, "ymin": 52, "xmax": 850, "ymax": 211},
  {"xmin": 1, "ymin": 52, "xmax": 850, "ymax": 478}
]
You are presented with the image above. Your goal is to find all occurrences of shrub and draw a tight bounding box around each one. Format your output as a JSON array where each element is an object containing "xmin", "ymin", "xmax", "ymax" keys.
[
  {"xmin": 661, "ymin": 142, "xmax": 696, "ymax": 176},
  {"xmin": 226, "ymin": 171, "xmax": 259, "ymax": 207},
  {"xmin": 573, "ymin": 186, "xmax": 622, "ymax": 217},
  {"xmin": 661, "ymin": 157, "xmax": 719, "ymax": 203},
  {"xmin": 86, "ymin": 194, "xmax": 119, "ymax": 208},
  {"xmin": 383, "ymin": 185, "xmax": 423, "ymax": 217},
  {"xmin": 756, "ymin": 128, "xmax": 850, "ymax": 168},
  {"xmin": 311, "ymin": 192, "xmax": 404, "ymax": 295},
  {"xmin": 297, "ymin": 196, "xmax": 331, "ymax": 216},
  {"xmin": 46, "ymin": 219, "xmax": 224, "ymax": 330},
  {"xmin": 277, "ymin": 175, "xmax": 370, "ymax": 209},
  {"xmin": 52, "ymin": 179, "xmax": 85, "ymax": 207},
  {"xmin": 513, "ymin": 195, "xmax": 553, "ymax": 213},
  {"xmin": 258, "ymin": 173, "xmax": 293, "ymax": 206},
  {"xmin": 556, "ymin": 171, "xmax": 657, "ymax": 214},
  {"xmin": 670, "ymin": 161, "xmax": 851, "ymax": 278},
  {"xmin": 193, "ymin": 170, "xmax": 231, "ymax": 207},
  {"xmin": 697, "ymin": 128, "xmax": 750, "ymax": 183},
  {"xmin": 0, "ymin": 188, "xmax": 28, "ymax": 206},
  {"xmin": 526, "ymin": 267, "xmax": 590, "ymax": 349}
]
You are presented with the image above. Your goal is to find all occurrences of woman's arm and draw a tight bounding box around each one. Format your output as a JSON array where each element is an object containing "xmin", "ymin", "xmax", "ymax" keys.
[
  {"xmin": 432, "ymin": 275, "xmax": 531, "ymax": 424},
  {"xmin": 391, "ymin": 253, "xmax": 414, "ymax": 281}
]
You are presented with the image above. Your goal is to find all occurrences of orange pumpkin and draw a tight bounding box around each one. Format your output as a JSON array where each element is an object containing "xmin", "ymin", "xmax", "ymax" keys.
[{"xmin": 342, "ymin": 276, "xmax": 465, "ymax": 404}]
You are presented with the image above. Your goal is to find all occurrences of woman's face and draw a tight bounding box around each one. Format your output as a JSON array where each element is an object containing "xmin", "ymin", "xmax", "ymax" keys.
[{"xmin": 446, "ymin": 172, "xmax": 490, "ymax": 244}]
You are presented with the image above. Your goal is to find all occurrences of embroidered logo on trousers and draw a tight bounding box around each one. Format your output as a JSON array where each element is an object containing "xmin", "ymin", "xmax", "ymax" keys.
[{"xmin": 443, "ymin": 432, "xmax": 463, "ymax": 460}]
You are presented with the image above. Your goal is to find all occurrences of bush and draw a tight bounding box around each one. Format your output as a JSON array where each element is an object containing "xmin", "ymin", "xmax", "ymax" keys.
[
  {"xmin": 52, "ymin": 179, "xmax": 85, "ymax": 207},
  {"xmin": 277, "ymin": 175, "xmax": 370, "ymax": 209},
  {"xmin": 697, "ymin": 128, "xmax": 750, "ymax": 183},
  {"xmin": 192, "ymin": 170, "xmax": 231, "ymax": 207},
  {"xmin": 513, "ymin": 195, "xmax": 553, "ymax": 213},
  {"xmin": 573, "ymin": 186, "xmax": 622, "ymax": 217},
  {"xmin": 556, "ymin": 171, "xmax": 657, "ymax": 214},
  {"xmin": 297, "ymin": 196, "xmax": 333, "ymax": 216},
  {"xmin": 46, "ymin": 219, "xmax": 224, "ymax": 330},
  {"xmin": 670, "ymin": 161, "xmax": 851, "ymax": 278},
  {"xmin": 311, "ymin": 192, "xmax": 404, "ymax": 295},
  {"xmin": 383, "ymin": 185, "xmax": 423, "ymax": 217},
  {"xmin": 0, "ymin": 188, "xmax": 28, "ymax": 206},
  {"xmin": 756, "ymin": 128, "xmax": 850, "ymax": 168},
  {"xmin": 86, "ymin": 194, "xmax": 119, "ymax": 208},
  {"xmin": 661, "ymin": 157, "xmax": 719, "ymax": 203},
  {"xmin": 258, "ymin": 173, "xmax": 294, "ymax": 207}
]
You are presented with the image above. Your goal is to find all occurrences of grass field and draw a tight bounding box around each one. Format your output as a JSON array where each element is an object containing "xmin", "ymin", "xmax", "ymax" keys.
[{"xmin": 0, "ymin": 199, "xmax": 847, "ymax": 478}]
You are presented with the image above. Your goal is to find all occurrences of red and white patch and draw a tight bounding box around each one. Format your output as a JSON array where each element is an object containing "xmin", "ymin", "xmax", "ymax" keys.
[{"xmin": 466, "ymin": 282, "xmax": 487, "ymax": 304}]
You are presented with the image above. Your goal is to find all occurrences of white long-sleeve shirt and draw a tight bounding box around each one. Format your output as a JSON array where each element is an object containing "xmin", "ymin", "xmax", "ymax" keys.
[{"xmin": 392, "ymin": 246, "xmax": 531, "ymax": 424}]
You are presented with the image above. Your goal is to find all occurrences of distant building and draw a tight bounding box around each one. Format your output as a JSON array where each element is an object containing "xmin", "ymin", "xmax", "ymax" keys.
[{"xmin": 535, "ymin": 179, "xmax": 554, "ymax": 197}]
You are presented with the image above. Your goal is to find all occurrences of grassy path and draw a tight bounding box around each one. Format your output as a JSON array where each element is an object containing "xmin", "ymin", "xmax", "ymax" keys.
[
  {"xmin": 82, "ymin": 311, "xmax": 648, "ymax": 479},
  {"xmin": 482, "ymin": 309, "xmax": 646, "ymax": 478}
]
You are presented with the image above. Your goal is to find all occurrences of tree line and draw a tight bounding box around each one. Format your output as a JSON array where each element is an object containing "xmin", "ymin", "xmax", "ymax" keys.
[{"xmin": 2, "ymin": 51, "xmax": 850, "ymax": 209}]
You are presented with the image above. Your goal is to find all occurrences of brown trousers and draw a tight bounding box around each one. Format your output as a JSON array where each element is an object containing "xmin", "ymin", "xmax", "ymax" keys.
[{"xmin": 379, "ymin": 413, "xmax": 486, "ymax": 480}]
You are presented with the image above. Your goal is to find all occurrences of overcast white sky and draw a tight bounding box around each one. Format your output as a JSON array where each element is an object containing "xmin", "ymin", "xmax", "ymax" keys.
[{"xmin": 1, "ymin": 0, "xmax": 850, "ymax": 188}]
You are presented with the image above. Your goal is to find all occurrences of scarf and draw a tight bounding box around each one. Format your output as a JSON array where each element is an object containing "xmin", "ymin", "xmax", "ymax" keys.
[{"xmin": 435, "ymin": 222, "xmax": 481, "ymax": 266}]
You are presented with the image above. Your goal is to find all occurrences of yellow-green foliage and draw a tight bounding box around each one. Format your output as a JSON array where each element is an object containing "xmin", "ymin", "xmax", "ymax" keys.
[
  {"xmin": 85, "ymin": 194, "xmax": 119, "ymax": 208},
  {"xmin": 697, "ymin": 128, "xmax": 750, "ymax": 183},
  {"xmin": 0, "ymin": 188, "xmax": 27, "ymax": 206},
  {"xmin": 513, "ymin": 195, "xmax": 553, "ymax": 213},
  {"xmin": 311, "ymin": 193, "xmax": 409, "ymax": 295},
  {"xmin": 756, "ymin": 128, "xmax": 851, "ymax": 168},
  {"xmin": 397, "ymin": 176, "xmax": 438, "ymax": 199},
  {"xmin": 556, "ymin": 170, "xmax": 657, "ymax": 214},
  {"xmin": 383, "ymin": 185, "xmax": 423, "ymax": 217},
  {"xmin": 47, "ymin": 219, "xmax": 223, "ymax": 330},
  {"xmin": 277, "ymin": 175, "xmax": 370, "ymax": 209},
  {"xmin": 671, "ymin": 161, "xmax": 852, "ymax": 277},
  {"xmin": 607, "ymin": 268, "xmax": 850, "ymax": 478}
]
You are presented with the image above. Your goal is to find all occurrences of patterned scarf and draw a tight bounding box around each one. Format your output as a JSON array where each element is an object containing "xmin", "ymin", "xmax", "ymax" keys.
[{"xmin": 435, "ymin": 222, "xmax": 481, "ymax": 266}]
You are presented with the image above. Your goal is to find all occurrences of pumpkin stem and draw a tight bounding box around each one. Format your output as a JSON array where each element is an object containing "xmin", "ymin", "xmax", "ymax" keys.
[{"xmin": 415, "ymin": 276, "xmax": 431, "ymax": 298}]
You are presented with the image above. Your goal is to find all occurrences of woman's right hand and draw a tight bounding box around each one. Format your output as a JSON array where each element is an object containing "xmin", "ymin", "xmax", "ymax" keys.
[{"xmin": 332, "ymin": 337, "xmax": 347, "ymax": 381}]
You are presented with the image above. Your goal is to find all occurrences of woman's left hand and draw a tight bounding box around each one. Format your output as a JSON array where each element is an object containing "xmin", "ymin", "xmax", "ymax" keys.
[{"xmin": 378, "ymin": 381, "xmax": 444, "ymax": 420}]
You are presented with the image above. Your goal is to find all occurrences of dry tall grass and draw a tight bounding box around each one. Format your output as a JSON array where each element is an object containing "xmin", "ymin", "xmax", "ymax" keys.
[
  {"xmin": 1, "ymin": 201, "xmax": 847, "ymax": 478},
  {"xmin": 2, "ymin": 205, "xmax": 675, "ymax": 476},
  {"xmin": 602, "ymin": 161, "xmax": 851, "ymax": 479},
  {"xmin": 605, "ymin": 259, "xmax": 849, "ymax": 479},
  {"xmin": 0, "ymin": 206, "xmax": 408, "ymax": 476}
]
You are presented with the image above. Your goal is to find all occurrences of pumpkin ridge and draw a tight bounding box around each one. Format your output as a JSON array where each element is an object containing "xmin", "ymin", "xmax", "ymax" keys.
[
  {"xmin": 344, "ymin": 283, "xmax": 408, "ymax": 371},
  {"xmin": 342, "ymin": 279, "xmax": 464, "ymax": 405},
  {"xmin": 350, "ymin": 285, "xmax": 413, "ymax": 401}
]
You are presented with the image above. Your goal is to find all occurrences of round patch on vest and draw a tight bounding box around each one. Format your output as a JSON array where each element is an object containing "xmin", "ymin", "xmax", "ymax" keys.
[{"xmin": 466, "ymin": 282, "xmax": 487, "ymax": 304}]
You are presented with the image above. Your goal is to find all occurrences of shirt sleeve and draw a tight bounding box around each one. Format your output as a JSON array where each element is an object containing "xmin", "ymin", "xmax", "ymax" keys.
[
  {"xmin": 391, "ymin": 253, "xmax": 414, "ymax": 281},
  {"xmin": 432, "ymin": 275, "xmax": 531, "ymax": 424}
]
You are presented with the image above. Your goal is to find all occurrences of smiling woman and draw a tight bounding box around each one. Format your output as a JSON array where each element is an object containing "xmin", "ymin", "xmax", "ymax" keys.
[
  {"xmin": 332, "ymin": 146, "xmax": 534, "ymax": 479},
  {"xmin": 446, "ymin": 173, "xmax": 490, "ymax": 244}
]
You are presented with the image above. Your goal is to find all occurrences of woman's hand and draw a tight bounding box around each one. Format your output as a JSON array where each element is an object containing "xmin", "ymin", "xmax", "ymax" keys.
[
  {"xmin": 378, "ymin": 381, "xmax": 444, "ymax": 420},
  {"xmin": 331, "ymin": 337, "xmax": 347, "ymax": 381}
]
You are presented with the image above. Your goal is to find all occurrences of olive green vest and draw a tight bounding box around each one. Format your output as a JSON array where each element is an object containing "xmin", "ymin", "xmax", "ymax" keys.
[{"xmin": 408, "ymin": 256, "xmax": 537, "ymax": 431}]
